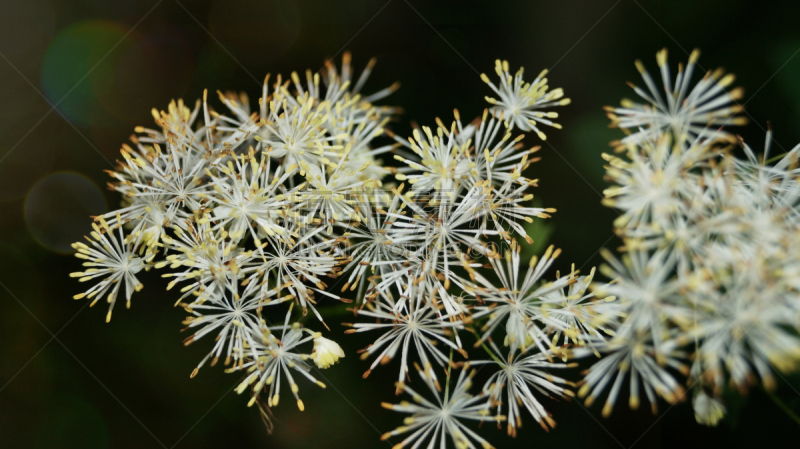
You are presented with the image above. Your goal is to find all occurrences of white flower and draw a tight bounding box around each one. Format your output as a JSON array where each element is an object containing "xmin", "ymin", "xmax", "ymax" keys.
[
  {"xmin": 311, "ymin": 335, "xmax": 345, "ymax": 369},
  {"xmin": 381, "ymin": 364, "xmax": 504, "ymax": 449},
  {"xmin": 594, "ymin": 248, "xmax": 684, "ymax": 343},
  {"xmin": 334, "ymin": 113, "xmax": 393, "ymax": 183},
  {"xmin": 578, "ymin": 331, "xmax": 687, "ymax": 417},
  {"xmin": 455, "ymin": 108, "xmax": 538, "ymax": 187},
  {"xmin": 296, "ymin": 51, "xmax": 399, "ymax": 111},
  {"xmin": 68, "ymin": 53, "xmax": 580, "ymax": 441},
  {"xmin": 392, "ymin": 124, "xmax": 472, "ymax": 197},
  {"xmin": 135, "ymin": 98, "xmax": 205, "ymax": 147},
  {"xmin": 70, "ymin": 219, "xmax": 147, "ymax": 322},
  {"xmin": 388, "ymin": 183, "xmax": 496, "ymax": 298},
  {"xmin": 689, "ymin": 265, "xmax": 800, "ymax": 394},
  {"xmin": 233, "ymin": 308, "xmax": 325, "ymax": 412},
  {"xmin": 601, "ymin": 134, "xmax": 714, "ymax": 237},
  {"xmin": 180, "ymin": 289, "xmax": 267, "ymax": 375},
  {"xmin": 593, "ymin": 50, "xmax": 800, "ymax": 422},
  {"xmin": 606, "ymin": 48, "xmax": 746, "ymax": 148},
  {"xmin": 159, "ymin": 221, "xmax": 252, "ymax": 304},
  {"xmin": 107, "ymin": 140, "xmax": 208, "ymax": 213},
  {"xmin": 240, "ymin": 225, "xmax": 344, "ymax": 324},
  {"xmin": 479, "ymin": 177, "xmax": 554, "ymax": 243},
  {"xmin": 259, "ymin": 94, "xmax": 343, "ymax": 173},
  {"xmin": 481, "ymin": 59, "xmax": 570, "ymax": 137},
  {"xmin": 204, "ymin": 151, "xmax": 292, "ymax": 241},
  {"xmin": 475, "ymin": 342, "xmax": 573, "ymax": 435},
  {"xmin": 212, "ymin": 90, "xmax": 263, "ymax": 152},
  {"xmin": 728, "ymin": 130, "xmax": 800, "ymax": 210},
  {"xmin": 338, "ymin": 190, "xmax": 408, "ymax": 302},
  {"xmin": 539, "ymin": 267, "xmax": 622, "ymax": 349},
  {"xmin": 298, "ymin": 146, "xmax": 371, "ymax": 229},
  {"xmin": 103, "ymin": 141, "xmax": 202, "ymax": 253},
  {"xmin": 469, "ymin": 244, "xmax": 573, "ymax": 354},
  {"xmin": 346, "ymin": 294, "xmax": 464, "ymax": 391}
]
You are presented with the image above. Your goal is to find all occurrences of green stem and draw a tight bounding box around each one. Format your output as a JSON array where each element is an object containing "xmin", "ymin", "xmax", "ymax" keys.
[
  {"xmin": 767, "ymin": 391, "xmax": 800, "ymax": 426},
  {"xmin": 444, "ymin": 347, "xmax": 454, "ymax": 402},
  {"xmin": 468, "ymin": 325, "xmax": 503, "ymax": 364},
  {"xmin": 765, "ymin": 151, "xmax": 790, "ymax": 165},
  {"xmin": 479, "ymin": 340, "xmax": 503, "ymax": 364}
]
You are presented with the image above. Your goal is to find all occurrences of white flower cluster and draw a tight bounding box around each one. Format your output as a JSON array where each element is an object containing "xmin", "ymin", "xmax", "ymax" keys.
[
  {"xmin": 583, "ymin": 48, "xmax": 800, "ymax": 425},
  {"xmin": 71, "ymin": 54, "xmax": 618, "ymax": 447}
]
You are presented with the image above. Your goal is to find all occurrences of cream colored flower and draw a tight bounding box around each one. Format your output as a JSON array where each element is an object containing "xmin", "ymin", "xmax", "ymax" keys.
[
  {"xmin": 693, "ymin": 390, "xmax": 726, "ymax": 426},
  {"xmin": 311, "ymin": 335, "xmax": 345, "ymax": 369},
  {"xmin": 481, "ymin": 59, "xmax": 570, "ymax": 138}
]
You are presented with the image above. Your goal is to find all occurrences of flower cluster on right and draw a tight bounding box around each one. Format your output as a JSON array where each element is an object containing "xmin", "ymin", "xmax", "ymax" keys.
[{"xmin": 583, "ymin": 48, "xmax": 800, "ymax": 425}]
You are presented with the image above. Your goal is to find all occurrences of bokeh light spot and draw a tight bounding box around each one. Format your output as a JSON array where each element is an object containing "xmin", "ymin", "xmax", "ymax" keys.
[
  {"xmin": 40, "ymin": 20, "xmax": 130, "ymax": 127},
  {"xmin": 0, "ymin": 124, "xmax": 58, "ymax": 201},
  {"xmin": 99, "ymin": 21, "xmax": 195, "ymax": 123}
]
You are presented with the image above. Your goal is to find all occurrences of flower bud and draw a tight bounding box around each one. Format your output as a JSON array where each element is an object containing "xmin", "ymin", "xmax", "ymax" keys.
[
  {"xmin": 311, "ymin": 336, "xmax": 345, "ymax": 369},
  {"xmin": 693, "ymin": 390, "xmax": 726, "ymax": 426}
]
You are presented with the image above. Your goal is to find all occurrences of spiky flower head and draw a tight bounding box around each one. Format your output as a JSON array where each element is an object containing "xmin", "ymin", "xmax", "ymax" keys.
[
  {"xmin": 481, "ymin": 60, "xmax": 570, "ymax": 138},
  {"xmin": 68, "ymin": 53, "xmax": 603, "ymax": 447},
  {"xmin": 586, "ymin": 48, "xmax": 800, "ymax": 426},
  {"xmin": 605, "ymin": 48, "xmax": 747, "ymax": 149},
  {"xmin": 381, "ymin": 364, "xmax": 504, "ymax": 449},
  {"xmin": 70, "ymin": 218, "xmax": 147, "ymax": 322}
]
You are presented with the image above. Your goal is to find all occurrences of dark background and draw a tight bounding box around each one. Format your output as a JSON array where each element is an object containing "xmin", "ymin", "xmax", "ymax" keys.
[{"xmin": 2, "ymin": 0, "xmax": 800, "ymax": 448}]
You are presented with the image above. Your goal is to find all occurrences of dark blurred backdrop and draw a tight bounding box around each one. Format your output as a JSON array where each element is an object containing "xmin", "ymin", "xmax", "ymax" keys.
[{"xmin": 2, "ymin": 0, "xmax": 800, "ymax": 448}]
